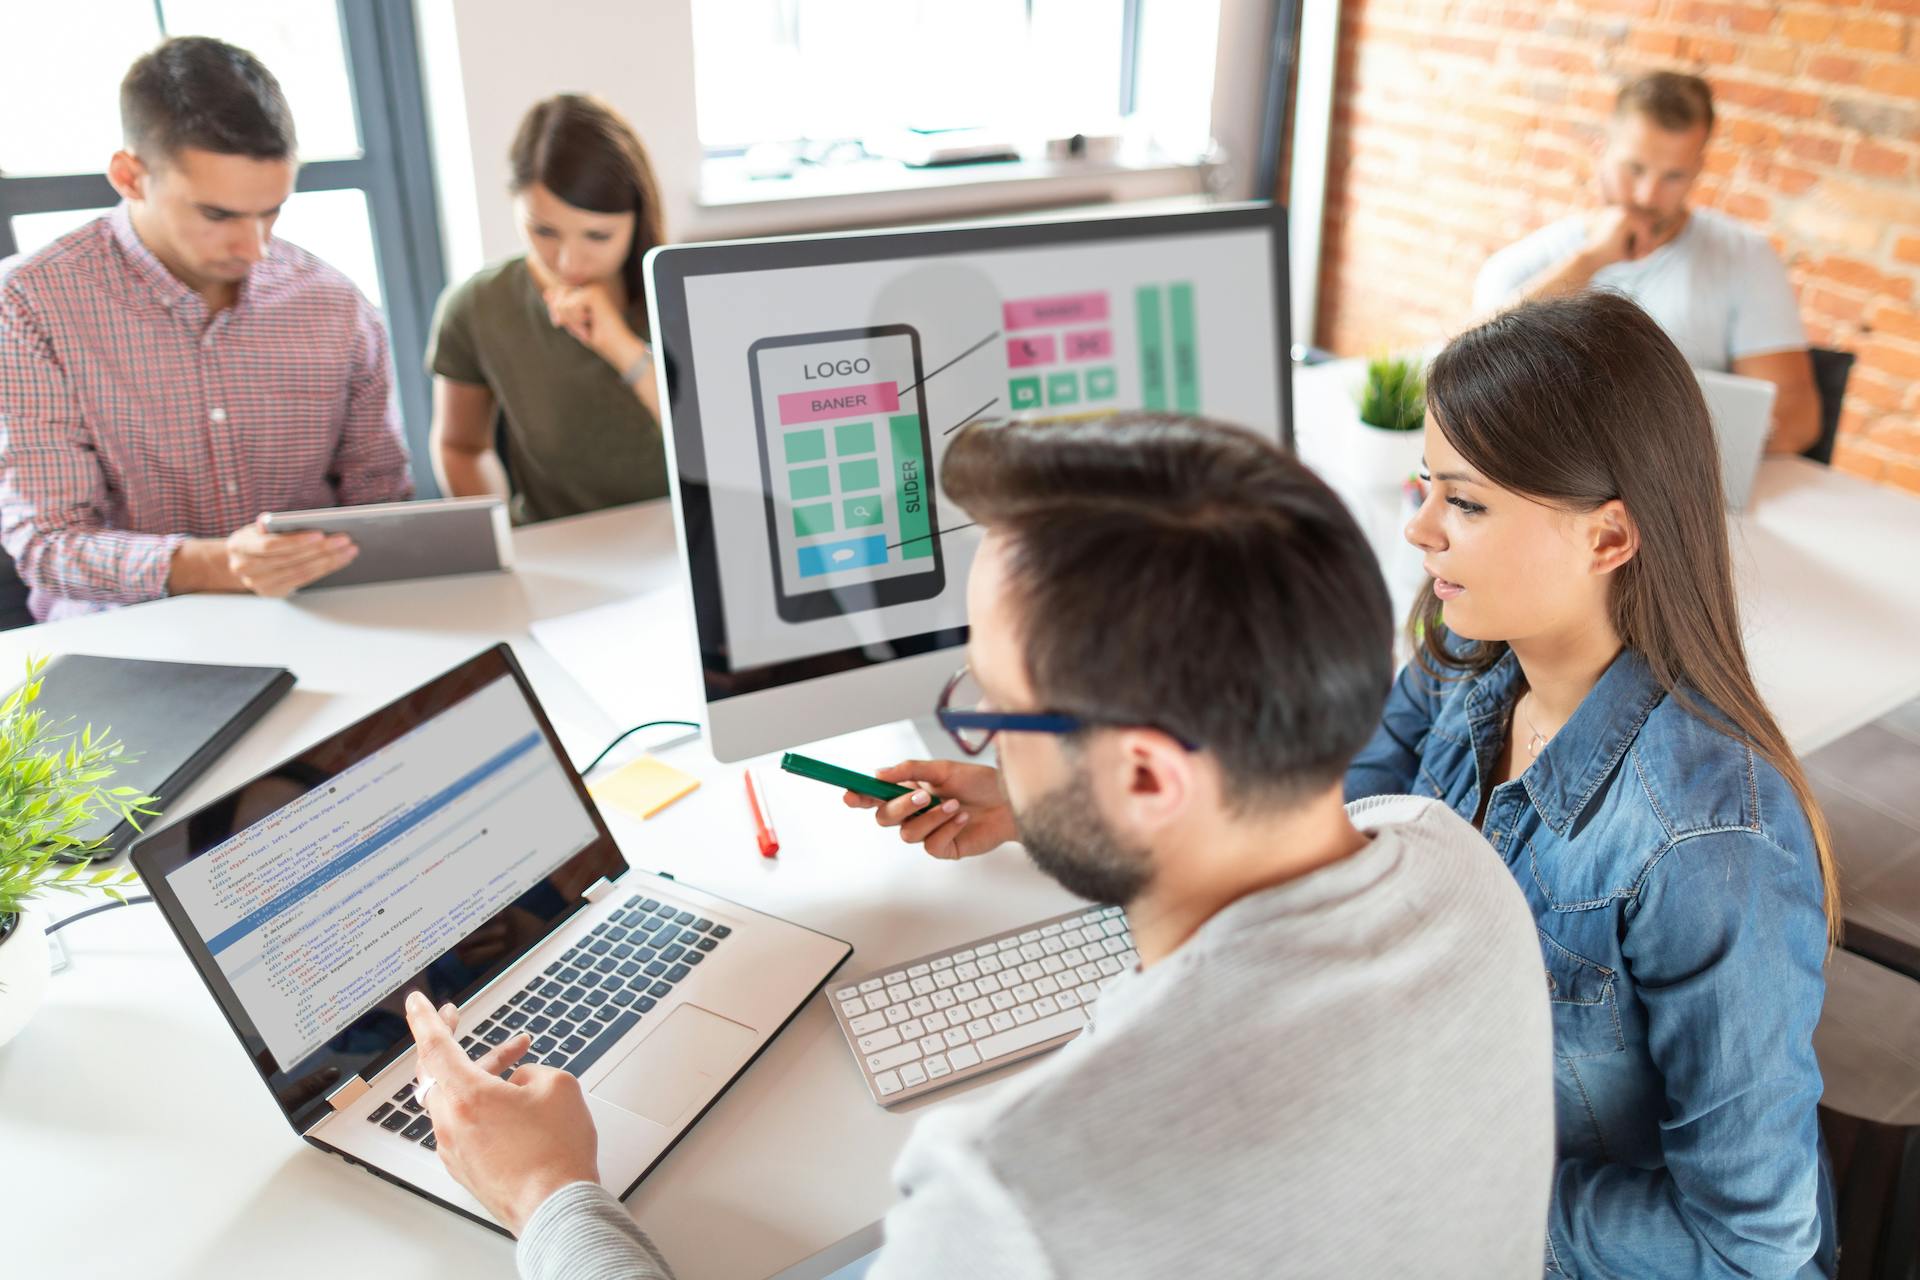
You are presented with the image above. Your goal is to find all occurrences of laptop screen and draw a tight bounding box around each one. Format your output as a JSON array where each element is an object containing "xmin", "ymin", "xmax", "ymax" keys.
[{"xmin": 133, "ymin": 645, "xmax": 626, "ymax": 1133}]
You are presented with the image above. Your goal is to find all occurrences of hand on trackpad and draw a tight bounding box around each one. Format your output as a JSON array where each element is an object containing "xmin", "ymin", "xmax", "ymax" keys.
[{"xmin": 591, "ymin": 1004, "xmax": 760, "ymax": 1127}]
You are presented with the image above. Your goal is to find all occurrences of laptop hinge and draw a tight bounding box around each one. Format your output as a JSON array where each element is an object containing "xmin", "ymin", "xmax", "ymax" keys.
[
  {"xmin": 325, "ymin": 1075, "xmax": 371, "ymax": 1111},
  {"xmin": 583, "ymin": 876, "xmax": 618, "ymax": 903}
]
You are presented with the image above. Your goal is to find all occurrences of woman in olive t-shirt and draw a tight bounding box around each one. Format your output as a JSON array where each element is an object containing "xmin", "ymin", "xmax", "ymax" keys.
[{"xmin": 426, "ymin": 94, "xmax": 669, "ymax": 524}]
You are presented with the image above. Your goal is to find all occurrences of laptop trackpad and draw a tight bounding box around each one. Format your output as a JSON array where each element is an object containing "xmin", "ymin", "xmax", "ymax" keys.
[{"xmin": 592, "ymin": 1005, "xmax": 760, "ymax": 1127}]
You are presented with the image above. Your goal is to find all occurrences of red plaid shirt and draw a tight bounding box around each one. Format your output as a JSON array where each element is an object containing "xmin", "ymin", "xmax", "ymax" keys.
[{"xmin": 0, "ymin": 203, "xmax": 412, "ymax": 621}]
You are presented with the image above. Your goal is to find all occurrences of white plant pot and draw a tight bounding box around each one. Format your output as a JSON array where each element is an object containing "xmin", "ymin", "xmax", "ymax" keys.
[
  {"xmin": 1345, "ymin": 420, "xmax": 1428, "ymax": 491},
  {"xmin": 0, "ymin": 906, "xmax": 51, "ymax": 1050}
]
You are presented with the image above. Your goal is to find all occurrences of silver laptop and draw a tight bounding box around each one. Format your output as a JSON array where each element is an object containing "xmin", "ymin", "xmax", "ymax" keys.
[
  {"xmin": 131, "ymin": 643, "xmax": 851, "ymax": 1233},
  {"xmin": 1695, "ymin": 368, "xmax": 1777, "ymax": 512}
]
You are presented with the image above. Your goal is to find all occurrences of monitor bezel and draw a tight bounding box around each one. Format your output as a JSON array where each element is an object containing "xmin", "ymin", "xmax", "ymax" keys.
[{"xmin": 646, "ymin": 200, "xmax": 1294, "ymax": 706}]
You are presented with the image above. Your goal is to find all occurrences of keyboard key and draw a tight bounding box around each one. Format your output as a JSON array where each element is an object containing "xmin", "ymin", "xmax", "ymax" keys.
[
  {"xmin": 612, "ymin": 943, "xmax": 635, "ymax": 960},
  {"xmin": 661, "ymin": 944, "xmax": 687, "ymax": 963},
  {"xmin": 685, "ymin": 953, "xmax": 704, "ymax": 966},
  {"xmin": 552, "ymin": 1019, "xmax": 577, "ymax": 1038},
  {"xmin": 976, "ymin": 1009, "xmax": 1086, "ymax": 1061},
  {"xmin": 636, "ymin": 948, "xmax": 659, "ymax": 964},
  {"xmin": 402, "ymin": 1115, "xmax": 433, "ymax": 1141},
  {"xmin": 543, "ymin": 961, "xmax": 564, "ymax": 975},
  {"xmin": 523, "ymin": 997, "xmax": 547, "ymax": 1014},
  {"xmin": 560, "ymin": 1011, "xmax": 640, "ymax": 1079},
  {"xmin": 508, "ymin": 991, "xmax": 527, "ymax": 1006},
  {"xmin": 696, "ymin": 938, "xmax": 718, "ymax": 953},
  {"xmin": 559, "ymin": 968, "xmax": 582, "ymax": 984},
  {"xmin": 640, "ymin": 917, "xmax": 666, "ymax": 934},
  {"xmin": 694, "ymin": 917, "xmax": 713, "ymax": 931},
  {"xmin": 367, "ymin": 1103, "xmax": 393, "ymax": 1124},
  {"xmin": 946, "ymin": 1044, "xmax": 982, "ymax": 1070},
  {"xmin": 466, "ymin": 1044, "xmax": 489, "ymax": 1060},
  {"xmin": 710, "ymin": 925, "xmax": 732, "ymax": 939},
  {"xmin": 848, "ymin": 1012, "xmax": 887, "ymax": 1035},
  {"xmin": 589, "ymin": 941, "xmax": 612, "ymax": 956},
  {"xmin": 645, "ymin": 960, "xmax": 668, "ymax": 978},
  {"xmin": 899, "ymin": 1018, "xmax": 925, "ymax": 1040},
  {"xmin": 899, "ymin": 1062, "xmax": 928, "ymax": 1088},
  {"xmin": 618, "ymin": 961, "xmax": 643, "ymax": 978},
  {"xmin": 595, "ymin": 958, "xmax": 618, "ymax": 974},
  {"xmin": 403, "ymin": 1097, "xmax": 423, "ymax": 1113},
  {"xmin": 1032, "ymin": 995, "xmax": 1059, "ymax": 1017},
  {"xmin": 591, "ymin": 922, "xmax": 609, "ymax": 936},
  {"xmin": 606, "ymin": 927, "xmax": 629, "ymax": 943},
  {"xmin": 483, "ymin": 1026, "xmax": 510, "ymax": 1045},
  {"xmin": 857, "ymin": 1026, "xmax": 902, "ymax": 1053},
  {"xmin": 858, "ymin": 978, "xmax": 883, "ymax": 993},
  {"xmin": 677, "ymin": 929, "xmax": 700, "ymax": 945},
  {"xmin": 612, "ymin": 988, "xmax": 636, "ymax": 1007},
  {"xmin": 380, "ymin": 1108, "xmax": 412, "ymax": 1131},
  {"xmin": 540, "ymin": 980, "xmax": 565, "ymax": 999},
  {"xmin": 585, "ymin": 989, "xmax": 609, "ymax": 1006},
  {"xmin": 562, "ymin": 986, "xmax": 586, "ymax": 1003},
  {"xmin": 504, "ymin": 1012, "xmax": 529, "ymax": 1029},
  {"xmin": 925, "ymin": 1054, "xmax": 952, "ymax": 1079},
  {"xmin": 569, "ymin": 1003, "xmax": 594, "ymax": 1022},
  {"xmin": 474, "ymin": 1020, "xmax": 496, "ymax": 1036},
  {"xmin": 885, "ymin": 1005, "xmax": 911, "ymax": 1026},
  {"xmin": 543, "ymin": 1053, "xmax": 568, "ymax": 1067},
  {"xmin": 988, "ymin": 1011, "xmax": 1015, "ymax": 1032},
  {"xmin": 1012, "ymin": 1005, "xmax": 1036, "ymax": 1025},
  {"xmin": 649, "ymin": 981, "xmax": 674, "ymax": 998},
  {"xmin": 867, "ymin": 1042, "xmax": 923, "ymax": 1072},
  {"xmin": 560, "ymin": 1035, "xmax": 587, "ymax": 1054},
  {"xmin": 666, "ymin": 963, "xmax": 691, "ymax": 983},
  {"xmin": 840, "ymin": 995, "xmax": 868, "ymax": 1017},
  {"xmin": 636, "ymin": 996, "xmax": 657, "ymax": 1012},
  {"xmin": 532, "ymin": 1036, "xmax": 558, "ymax": 1053},
  {"xmin": 674, "ymin": 911, "xmax": 696, "ymax": 925},
  {"xmin": 579, "ymin": 973, "xmax": 603, "ymax": 989},
  {"xmin": 873, "ymin": 1070, "xmax": 903, "ymax": 1097},
  {"xmin": 918, "ymin": 1034, "xmax": 945, "ymax": 1055},
  {"xmin": 924, "ymin": 1011, "xmax": 949, "ymax": 1032},
  {"xmin": 942, "ymin": 1026, "xmax": 971, "ymax": 1048},
  {"xmin": 527, "ymin": 1016, "xmax": 552, "ymax": 1034}
]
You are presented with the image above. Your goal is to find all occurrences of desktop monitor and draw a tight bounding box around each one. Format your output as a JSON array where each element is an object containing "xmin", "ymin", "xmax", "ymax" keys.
[{"xmin": 645, "ymin": 202, "xmax": 1292, "ymax": 761}]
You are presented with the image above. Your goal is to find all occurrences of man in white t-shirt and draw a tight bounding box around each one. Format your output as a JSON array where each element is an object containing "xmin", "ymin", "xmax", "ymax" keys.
[{"xmin": 1475, "ymin": 71, "xmax": 1819, "ymax": 454}]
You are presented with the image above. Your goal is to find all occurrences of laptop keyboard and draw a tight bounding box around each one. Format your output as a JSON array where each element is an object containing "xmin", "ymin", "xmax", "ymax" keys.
[
  {"xmin": 365, "ymin": 892, "xmax": 731, "ymax": 1148},
  {"xmin": 829, "ymin": 904, "xmax": 1134, "ymax": 1106}
]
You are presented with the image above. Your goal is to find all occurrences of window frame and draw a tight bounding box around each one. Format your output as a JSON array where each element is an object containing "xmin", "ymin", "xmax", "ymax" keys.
[{"xmin": 0, "ymin": 0, "xmax": 448, "ymax": 496}]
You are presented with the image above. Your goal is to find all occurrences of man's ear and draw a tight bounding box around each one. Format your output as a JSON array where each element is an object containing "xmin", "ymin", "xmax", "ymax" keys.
[
  {"xmin": 1587, "ymin": 498, "xmax": 1640, "ymax": 577},
  {"xmin": 107, "ymin": 150, "xmax": 148, "ymax": 203},
  {"xmin": 1105, "ymin": 727, "xmax": 1197, "ymax": 835}
]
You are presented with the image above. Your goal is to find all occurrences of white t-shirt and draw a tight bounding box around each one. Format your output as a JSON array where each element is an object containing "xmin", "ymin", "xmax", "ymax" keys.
[{"xmin": 1473, "ymin": 207, "xmax": 1807, "ymax": 371}]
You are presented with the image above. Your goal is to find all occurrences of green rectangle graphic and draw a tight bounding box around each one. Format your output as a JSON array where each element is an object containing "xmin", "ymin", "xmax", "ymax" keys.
[
  {"xmin": 1135, "ymin": 285, "xmax": 1167, "ymax": 410},
  {"xmin": 839, "ymin": 458, "xmax": 881, "ymax": 492},
  {"xmin": 834, "ymin": 421, "xmax": 875, "ymax": 455},
  {"xmin": 792, "ymin": 502, "xmax": 835, "ymax": 538},
  {"xmin": 1169, "ymin": 282, "xmax": 1199, "ymax": 412},
  {"xmin": 784, "ymin": 429, "xmax": 827, "ymax": 464},
  {"xmin": 789, "ymin": 465, "xmax": 831, "ymax": 501},
  {"xmin": 889, "ymin": 414, "xmax": 934, "ymax": 560}
]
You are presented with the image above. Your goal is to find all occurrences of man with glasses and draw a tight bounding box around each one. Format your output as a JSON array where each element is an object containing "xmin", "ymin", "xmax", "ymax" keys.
[{"xmin": 404, "ymin": 414, "xmax": 1557, "ymax": 1277}]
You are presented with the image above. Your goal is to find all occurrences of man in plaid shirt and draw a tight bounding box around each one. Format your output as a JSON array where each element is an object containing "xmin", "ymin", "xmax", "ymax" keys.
[{"xmin": 0, "ymin": 37, "xmax": 412, "ymax": 623}]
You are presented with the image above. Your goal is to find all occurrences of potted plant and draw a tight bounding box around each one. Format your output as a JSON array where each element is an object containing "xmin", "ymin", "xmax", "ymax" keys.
[
  {"xmin": 1347, "ymin": 352, "xmax": 1430, "ymax": 488},
  {"xmin": 0, "ymin": 658, "xmax": 154, "ymax": 1049}
]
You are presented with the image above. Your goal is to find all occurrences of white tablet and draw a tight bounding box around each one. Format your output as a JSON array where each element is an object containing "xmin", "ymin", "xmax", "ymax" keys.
[{"xmin": 260, "ymin": 496, "xmax": 513, "ymax": 590}]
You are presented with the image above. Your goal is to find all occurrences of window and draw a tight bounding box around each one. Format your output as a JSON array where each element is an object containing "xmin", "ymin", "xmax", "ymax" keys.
[
  {"xmin": 691, "ymin": 0, "xmax": 1221, "ymax": 196},
  {"xmin": 0, "ymin": 0, "xmax": 446, "ymax": 494}
]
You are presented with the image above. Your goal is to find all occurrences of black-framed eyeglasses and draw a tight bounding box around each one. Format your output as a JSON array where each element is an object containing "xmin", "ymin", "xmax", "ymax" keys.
[{"xmin": 934, "ymin": 665, "xmax": 1201, "ymax": 757}]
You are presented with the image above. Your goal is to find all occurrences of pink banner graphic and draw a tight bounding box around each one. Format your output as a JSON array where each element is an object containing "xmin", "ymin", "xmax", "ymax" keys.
[
  {"xmin": 778, "ymin": 382, "xmax": 901, "ymax": 424},
  {"xmin": 1062, "ymin": 329, "xmax": 1113, "ymax": 361},
  {"xmin": 1006, "ymin": 335, "xmax": 1058, "ymax": 367},
  {"xmin": 1003, "ymin": 292, "xmax": 1110, "ymax": 331}
]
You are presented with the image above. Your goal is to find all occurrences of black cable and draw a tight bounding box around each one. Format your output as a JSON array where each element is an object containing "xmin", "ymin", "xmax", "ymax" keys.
[
  {"xmin": 44, "ymin": 894, "xmax": 154, "ymax": 935},
  {"xmin": 581, "ymin": 721, "xmax": 701, "ymax": 776}
]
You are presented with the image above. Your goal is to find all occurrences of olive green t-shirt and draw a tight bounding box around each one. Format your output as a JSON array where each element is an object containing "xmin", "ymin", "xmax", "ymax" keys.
[{"xmin": 425, "ymin": 256, "xmax": 668, "ymax": 524}]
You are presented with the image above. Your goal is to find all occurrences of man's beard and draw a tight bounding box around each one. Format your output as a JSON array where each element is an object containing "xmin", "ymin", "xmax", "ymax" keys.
[{"xmin": 1014, "ymin": 769, "xmax": 1153, "ymax": 908}]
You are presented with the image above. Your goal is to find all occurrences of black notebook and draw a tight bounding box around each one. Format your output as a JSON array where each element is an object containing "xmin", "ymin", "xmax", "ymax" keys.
[{"xmin": 21, "ymin": 655, "xmax": 294, "ymax": 854}]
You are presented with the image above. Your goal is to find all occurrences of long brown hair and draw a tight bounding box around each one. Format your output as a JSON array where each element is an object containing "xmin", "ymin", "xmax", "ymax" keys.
[
  {"xmin": 1412, "ymin": 291, "xmax": 1840, "ymax": 944},
  {"xmin": 508, "ymin": 93, "xmax": 665, "ymax": 311}
]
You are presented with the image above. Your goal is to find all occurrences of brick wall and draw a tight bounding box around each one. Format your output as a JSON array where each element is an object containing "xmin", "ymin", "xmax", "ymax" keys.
[{"xmin": 1314, "ymin": 0, "xmax": 1920, "ymax": 493}]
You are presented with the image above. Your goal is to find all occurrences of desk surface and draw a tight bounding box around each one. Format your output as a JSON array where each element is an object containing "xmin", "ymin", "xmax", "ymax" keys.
[{"xmin": 7, "ymin": 359, "xmax": 1920, "ymax": 1280}]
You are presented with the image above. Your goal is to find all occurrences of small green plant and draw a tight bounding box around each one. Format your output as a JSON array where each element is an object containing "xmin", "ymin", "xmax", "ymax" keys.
[
  {"xmin": 0, "ymin": 657, "xmax": 156, "ymax": 924},
  {"xmin": 1356, "ymin": 353, "xmax": 1426, "ymax": 432}
]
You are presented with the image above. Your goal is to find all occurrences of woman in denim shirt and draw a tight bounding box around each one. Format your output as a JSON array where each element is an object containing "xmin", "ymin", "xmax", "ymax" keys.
[{"xmin": 1345, "ymin": 292, "xmax": 1837, "ymax": 1277}]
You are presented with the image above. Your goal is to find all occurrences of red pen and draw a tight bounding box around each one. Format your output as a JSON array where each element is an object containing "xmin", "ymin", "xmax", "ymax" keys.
[{"xmin": 744, "ymin": 767, "xmax": 779, "ymax": 858}]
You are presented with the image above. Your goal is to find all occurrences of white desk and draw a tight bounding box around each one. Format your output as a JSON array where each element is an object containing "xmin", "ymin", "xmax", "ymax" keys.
[{"xmin": 8, "ymin": 362, "xmax": 1920, "ymax": 1279}]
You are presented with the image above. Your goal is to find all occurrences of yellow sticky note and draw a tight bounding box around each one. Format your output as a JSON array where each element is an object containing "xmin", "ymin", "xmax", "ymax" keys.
[{"xmin": 589, "ymin": 755, "xmax": 700, "ymax": 820}]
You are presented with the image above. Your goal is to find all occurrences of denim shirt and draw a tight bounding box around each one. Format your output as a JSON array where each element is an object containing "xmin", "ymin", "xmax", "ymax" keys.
[{"xmin": 1345, "ymin": 643, "xmax": 1834, "ymax": 1279}]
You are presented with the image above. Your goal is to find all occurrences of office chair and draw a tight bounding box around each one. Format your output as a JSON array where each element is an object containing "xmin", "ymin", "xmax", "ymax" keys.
[
  {"xmin": 1817, "ymin": 949, "xmax": 1920, "ymax": 1279},
  {"xmin": 1804, "ymin": 347, "xmax": 1857, "ymax": 467}
]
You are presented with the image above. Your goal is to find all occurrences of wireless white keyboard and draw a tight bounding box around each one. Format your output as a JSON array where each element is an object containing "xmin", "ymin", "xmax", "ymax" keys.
[{"xmin": 828, "ymin": 903, "xmax": 1137, "ymax": 1105}]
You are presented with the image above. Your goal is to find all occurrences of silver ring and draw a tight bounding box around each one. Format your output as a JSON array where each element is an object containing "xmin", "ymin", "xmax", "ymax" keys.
[{"xmin": 413, "ymin": 1074, "xmax": 437, "ymax": 1104}]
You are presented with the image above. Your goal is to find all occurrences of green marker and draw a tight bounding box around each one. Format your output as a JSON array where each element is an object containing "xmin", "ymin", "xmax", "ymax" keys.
[{"xmin": 781, "ymin": 751, "xmax": 939, "ymax": 812}]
